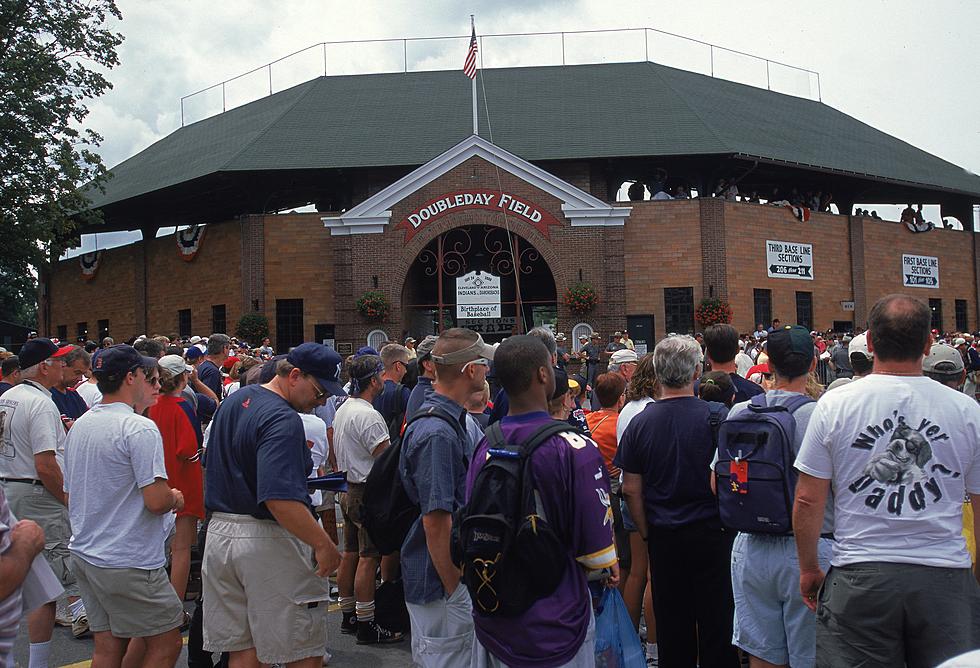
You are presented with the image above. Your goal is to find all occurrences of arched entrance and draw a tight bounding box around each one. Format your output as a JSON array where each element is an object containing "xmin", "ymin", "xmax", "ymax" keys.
[{"xmin": 402, "ymin": 225, "xmax": 557, "ymax": 342}]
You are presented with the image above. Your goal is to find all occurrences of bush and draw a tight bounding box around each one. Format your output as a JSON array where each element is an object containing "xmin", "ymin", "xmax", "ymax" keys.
[
  {"xmin": 695, "ymin": 298, "xmax": 733, "ymax": 327},
  {"xmin": 356, "ymin": 291, "xmax": 390, "ymax": 320},
  {"xmin": 235, "ymin": 312, "xmax": 269, "ymax": 345},
  {"xmin": 564, "ymin": 282, "xmax": 598, "ymax": 315}
]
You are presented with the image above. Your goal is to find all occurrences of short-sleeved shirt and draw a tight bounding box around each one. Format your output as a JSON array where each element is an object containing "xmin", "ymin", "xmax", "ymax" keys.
[
  {"xmin": 197, "ymin": 359, "xmax": 223, "ymax": 398},
  {"xmin": 581, "ymin": 343, "xmax": 600, "ymax": 363},
  {"xmin": 398, "ymin": 393, "xmax": 468, "ymax": 605},
  {"xmin": 829, "ymin": 345, "xmax": 852, "ymax": 373},
  {"xmin": 796, "ymin": 375, "xmax": 980, "ymax": 568},
  {"xmin": 0, "ymin": 382, "xmax": 12, "ymax": 397},
  {"xmin": 615, "ymin": 396, "xmax": 719, "ymax": 527},
  {"xmin": 694, "ymin": 372, "xmax": 764, "ymax": 405},
  {"xmin": 204, "ymin": 384, "xmax": 313, "ymax": 520},
  {"xmin": 0, "ymin": 380, "xmax": 65, "ymax": 479},
  {"xmin": 372, "ymin": 379, "xmax": 409, "ymax": 436},
  {"xmin": 149, "ymin": 395, "xmax": 205, "ymax": 519},
  {"xmin": 333, "ymin": 398, "xmax": 388, "ymax": 484},
  {"xmin": 300, "ymin": 413, "xmax": 329, "ymax": 507},
  {"xmin": 466, "ymin": 411, "xmax": 616, "ymax": 667},
  {"xmin": 74, "ymin": 381, "xmax": 102, "ymax": 408},
  {"xmin": 64, "ymin": 402, "xmax": 171, "ymax": 569},
  {"xmin": 586, "ymin": 408, "xmax": 620, "ymax": 479},
  {"xmin": 405, "ymin": 376, "xmax": 434, "ymax": 420},
  {"xmin": 50, "ymin": 387, "xmax": 88, "ymax": 421}
]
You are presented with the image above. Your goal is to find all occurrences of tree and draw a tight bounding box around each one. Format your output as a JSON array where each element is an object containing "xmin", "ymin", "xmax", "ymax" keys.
[
  {"xmin": 0, "ymin": 0, "xmax": 123, "ymax": 325},
  {"xmin": 235, "ymin": 313, "xmax": 270, "ymax": 346}
]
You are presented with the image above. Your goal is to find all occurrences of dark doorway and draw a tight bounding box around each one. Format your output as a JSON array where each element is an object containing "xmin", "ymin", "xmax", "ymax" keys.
[
  {"xmin": 402, "ymin": 226, "xmax": 557, "ymax": 342},
  {"xmin": 627, "ymin": 315, "xmax": 655, "ymax": 355}
]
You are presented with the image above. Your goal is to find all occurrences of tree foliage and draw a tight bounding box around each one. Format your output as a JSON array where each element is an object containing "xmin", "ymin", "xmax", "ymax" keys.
[
  {"xmin": 0, "ymin": 0, "xmax": 123, "ymax": 324},
  {"xmin": 235, "ymin": 313, "xmax": 270, "ymax": 346}
]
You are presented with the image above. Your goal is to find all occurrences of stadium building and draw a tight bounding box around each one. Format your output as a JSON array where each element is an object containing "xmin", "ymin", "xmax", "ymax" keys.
[{"xmin": 41, "ymin": 58, "xmax": 980, "ymax": 354}]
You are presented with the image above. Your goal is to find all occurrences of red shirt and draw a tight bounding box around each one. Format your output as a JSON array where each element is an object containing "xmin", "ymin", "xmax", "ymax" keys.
[
  {"xmin": 149, "ymin": 395, "xmax": 204, "ymax": 519},
  {"xmin": 585, "ymin": 408, "xmax": 621, "ymax": 480}
]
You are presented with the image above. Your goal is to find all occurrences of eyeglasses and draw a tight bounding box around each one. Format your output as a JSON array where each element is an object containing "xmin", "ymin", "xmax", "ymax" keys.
[
  {"xmin": 145, "ymin": 375, "xmax": 160, "ymax": 386},
  {"xmin": 303, "ymin": 373, "xmax": 325, "ymax": 400},
  {"xmin": 461, "ymin": 358, "xmax": 490, "ymax": 373}
]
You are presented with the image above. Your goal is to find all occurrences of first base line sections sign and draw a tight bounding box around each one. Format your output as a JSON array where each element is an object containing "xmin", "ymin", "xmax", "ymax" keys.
[
  {"xmin": 902, "ymin": 254, "xmax": 939, "ymax": 288},
  {"xmin": 766, "ymin": 240, "xmax": 813, "ymax": 280}
]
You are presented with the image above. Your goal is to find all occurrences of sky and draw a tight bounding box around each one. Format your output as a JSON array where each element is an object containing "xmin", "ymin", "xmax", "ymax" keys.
[{"xmin": 67, "ymin": 0, "xmax": 980, "ymax": 255}]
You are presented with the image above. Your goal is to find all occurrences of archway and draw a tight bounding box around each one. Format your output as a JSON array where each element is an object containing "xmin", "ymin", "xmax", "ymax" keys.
[{"xmin": 401, "ymin": 225, "xmax": 557, "ymax": 343}]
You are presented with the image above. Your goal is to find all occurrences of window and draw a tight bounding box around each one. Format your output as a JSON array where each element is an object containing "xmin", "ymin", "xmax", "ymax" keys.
[
  {"xmin": 956, "ymin": 300, "xmax": 968, "ymax": 332},
  {"xmin": 314, "ymin": 324, "xmax": 336, "ymax": 347},
  {"xmin": 571, "ymin": 323, "xmax": 594, "ymax": 353},
  {"xmin": 211, "ymin": 304, "xmax": 226, "ymax": 334},
  {"xmin": 56, "ymin": 325, "xmax": 67, "ymax": 341},
  {"xmin": 76, "ymin": 322, "xmax": 88, "ymax": 342},
  {"xmin": 664, "ymin": 288, "xmax": 694, "ymax": 335},
  {"xmin": 367, "ymin": 329, "xmax": 389, "ymax": 351},
  {"xmin": 178, "ymin": 309, "xmax": 192, "ymax": 337},
  {"xmin": 275, "ymin": 299, "xmax": 304, "ymax": 352},
  {"xmin": 98, "ymin": 319, "xmax": 109, "ymax": 339},
  {"xmin": 795, "ymin": 292, "xmax": 813, "ymax": 331},
  {"xmin": 929, "ymin": 299, "xmax": 943, "ymax": 332},
  {"xmin": 753, "ymin": 289, "xmax": 772, "ymax": 330}
]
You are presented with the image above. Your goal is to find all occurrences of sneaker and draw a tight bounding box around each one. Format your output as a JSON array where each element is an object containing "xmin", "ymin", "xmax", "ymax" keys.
[
  {"xmin": 340, "ymin": 611, "xmax": 357, "ymax": 635},
  {"xmin": 71, "ymin": 613, "xmax": 91, "ymax": 639},
  {"xmin": 355, "ymin": 619, "xmax": 405, "ymax": 645}
]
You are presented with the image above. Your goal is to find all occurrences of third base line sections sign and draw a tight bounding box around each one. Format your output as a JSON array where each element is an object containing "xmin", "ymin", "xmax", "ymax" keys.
[
  {"xmin": 766, "ymin": 240, "xmax": 813, "ymax": 280},
  {"xmin": 902, "ymin": 254, "xmax": 940, "ymax": 288}
]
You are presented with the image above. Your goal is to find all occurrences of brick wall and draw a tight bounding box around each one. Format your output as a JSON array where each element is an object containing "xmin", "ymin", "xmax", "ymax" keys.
[
  {"xmin": 623, "ymin": 199, "xmax": 703, "ymax": 340},
  {"xmin": 862, "ymin": 217, "xmax": 976, "ymax": 331},
  {"xmin": 723, "ymin": 204, "xmax": 853, "ymax": 333},
  {"xmin": 48, "ymin": 245, "xmax": 139, "ymax": 341},
  {"xmin": 263, "ymin": 213, "xmax": 336, "ymax": 345}
]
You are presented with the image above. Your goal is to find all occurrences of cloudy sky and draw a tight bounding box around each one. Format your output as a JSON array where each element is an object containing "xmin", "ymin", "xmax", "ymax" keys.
[{"xmin": 70, "ymin": 0, "xmax": 980, "ymax": 253}]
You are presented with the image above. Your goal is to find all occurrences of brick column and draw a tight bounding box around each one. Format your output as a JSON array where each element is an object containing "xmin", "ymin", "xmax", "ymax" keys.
[
  {"xmin": 849, "ymin": 215, "xmax": 868, "ymax": 328},
  {"xmin": 332, "ymin": 235, "xmax": 356, "ymax": 349},
  {"xmin": 240, "ymin": 215, "xmax": 266, "ymax": 315},
  {"xmin": 699, "ymin": 198, "xmax": 728, "ymax": 301},
  {"xmin": 602, "ymin": 226, "xmax": 626, "ymax": 332},
  {"xmin": 133, "ymin": 233, "xmax": 148, "ymax": 336}
]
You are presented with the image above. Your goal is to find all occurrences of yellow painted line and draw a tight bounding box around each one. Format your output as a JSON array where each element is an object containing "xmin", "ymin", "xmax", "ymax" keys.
[{"xmin": 60, "ymin": 636, "xmax": 189, "ymax": 667}]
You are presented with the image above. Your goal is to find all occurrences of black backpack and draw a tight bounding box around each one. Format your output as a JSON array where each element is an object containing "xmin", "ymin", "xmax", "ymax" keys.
[
  {"xmin": 453, "ymin": 420, "xmax": 572, "ymax": 617},
  {"xmin": 361, "ymin": 405, "xmax": 461, "ymax": 555}
]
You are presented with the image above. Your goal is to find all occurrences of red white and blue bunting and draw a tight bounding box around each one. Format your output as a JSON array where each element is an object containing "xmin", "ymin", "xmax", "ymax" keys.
[
  {"xmin": 177, "ymin": 225, "xmax": 206, "ymax": 262},
  {"xmin": 79, "ymin": 251, "xmax": 102, "ymax": 281}
]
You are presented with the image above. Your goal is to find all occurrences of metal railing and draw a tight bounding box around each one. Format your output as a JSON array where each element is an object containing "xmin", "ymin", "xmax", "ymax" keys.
[{"xmin": 179, "ymin": 27, "xmax": 821, "ymax": 126}]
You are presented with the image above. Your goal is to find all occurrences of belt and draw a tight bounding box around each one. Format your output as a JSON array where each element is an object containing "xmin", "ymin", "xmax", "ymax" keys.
[
  {"xmin": 820, "ymin": 533, "xmax": 835, "ymax": 540},
  {"xmin": 0, "ymin": 477, "xmax": 43, "ymax": 486}
]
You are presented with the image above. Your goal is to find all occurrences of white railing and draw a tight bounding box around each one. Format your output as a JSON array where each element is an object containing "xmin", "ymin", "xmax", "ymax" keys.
[{"xmin": 179, "ymin": 27, "xmax": 821, "ymax": 126}]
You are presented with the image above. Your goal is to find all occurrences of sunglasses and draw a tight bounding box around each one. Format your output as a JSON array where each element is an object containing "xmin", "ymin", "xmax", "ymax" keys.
[
  {"xmin": 461, "ymin": 358, "xmax": 490, "ymax": 373},
  {"xmin": 303, "ymin": 373, "xmax": 326, "ymax": 400}
]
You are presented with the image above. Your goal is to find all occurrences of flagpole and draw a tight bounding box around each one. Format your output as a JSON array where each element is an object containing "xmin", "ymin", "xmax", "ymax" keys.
[{"xmin": 471, "ymin": 16, "xmax": 478, "ymax": 136}]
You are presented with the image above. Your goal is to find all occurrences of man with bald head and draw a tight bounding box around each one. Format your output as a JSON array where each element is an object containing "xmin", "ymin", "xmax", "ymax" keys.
[
  {"xmin": 795, "ymin": 294, "xmax": 980, "ymax": 667},
  {"xmin": 399, "ymin": 328, "xmax": 492, "ymax": 665}
]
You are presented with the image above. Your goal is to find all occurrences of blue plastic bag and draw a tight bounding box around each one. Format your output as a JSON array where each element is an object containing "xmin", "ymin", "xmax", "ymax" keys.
[{"xmin": 594, "ymin": 586, "xmax": 646, "ymax": 668}]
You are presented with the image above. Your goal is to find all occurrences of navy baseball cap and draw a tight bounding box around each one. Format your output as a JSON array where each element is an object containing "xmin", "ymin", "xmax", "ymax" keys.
[
  {"xmin": 355, "ymin": 346, "xmax": 379, "ymax": 358},
  {"xmin": 92, "ymin": 344, "xmax": 158, "ymax": 380},
  {"xmin": 19, "ymin": 338, "xmax": 70, "ymax": 368},
  {"xmin": 288, "ymin": 343, "xmax": 345, "ymax": 397},
  {"xmin": 258, "ymin": 354, "xmax": 288, "ymax": 384}
]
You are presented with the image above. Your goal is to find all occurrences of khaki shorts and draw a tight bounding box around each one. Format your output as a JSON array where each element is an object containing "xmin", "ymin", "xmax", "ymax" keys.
[
  {"xmin": 340, "ymin": 483, "xmax": 379, "ymax": 557},
  {"xmin": 70, "ymin": 555, "xmax": 183, "ymax": 637},
  {"xmin": 202, "ymin": 513, "xmax": 330, "ymax": 665},
  {"xmin": 3, "ymin": 481, "xmax": 77, "ymax": 597}
]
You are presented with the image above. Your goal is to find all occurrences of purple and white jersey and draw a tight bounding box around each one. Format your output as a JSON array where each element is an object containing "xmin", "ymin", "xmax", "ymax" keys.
[{"xmin": 465, "ymin": 411, "xmax": 616, "ymax": 668}]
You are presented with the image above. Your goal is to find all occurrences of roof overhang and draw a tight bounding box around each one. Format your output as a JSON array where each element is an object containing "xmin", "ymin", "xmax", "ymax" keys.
[{"xmin": 322, "ymin": 134, "xmax": 631, "ymax": 235}]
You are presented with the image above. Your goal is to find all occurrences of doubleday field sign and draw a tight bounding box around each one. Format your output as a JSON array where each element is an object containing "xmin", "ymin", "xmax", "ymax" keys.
[{"xmin": 394, "ymin": 190, "xmax": 562, "ymax": 242}]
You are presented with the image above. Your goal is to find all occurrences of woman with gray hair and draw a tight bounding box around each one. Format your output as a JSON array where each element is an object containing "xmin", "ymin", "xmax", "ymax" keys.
[{"xmin": 614, "ymin": 334, "xmax": 739, "ymax": 668}]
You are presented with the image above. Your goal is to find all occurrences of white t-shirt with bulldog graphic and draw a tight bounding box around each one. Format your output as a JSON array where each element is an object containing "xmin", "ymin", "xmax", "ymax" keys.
[{"xmin": 796, "ymin": 373, "xmax": 980, "ymax": 568}]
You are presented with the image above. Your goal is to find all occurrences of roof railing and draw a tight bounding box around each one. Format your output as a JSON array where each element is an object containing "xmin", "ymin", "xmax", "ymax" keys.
[{"xmin": 179, "ymin": 27, "xmax": 821, "ymax": 127}]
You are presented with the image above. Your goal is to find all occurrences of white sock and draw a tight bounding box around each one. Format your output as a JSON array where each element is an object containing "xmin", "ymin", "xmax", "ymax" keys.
[
  {"xmin": 29, "ymin": 641, "xmax": 51, "ymax": 668},
  {"xmin": 355, "ymin": 600, "xmax": 375, "ymax": 623},
  {"xmin": 68, "ymin": 598, "xmax": 86, "ymax": 618},
  {"xmin": 647, "ymin": 642, "xmax": 658, "ymax": 659}
]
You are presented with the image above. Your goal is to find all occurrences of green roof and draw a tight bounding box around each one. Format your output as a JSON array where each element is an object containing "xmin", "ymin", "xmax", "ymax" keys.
[{"xmin": 85, "ymin": 61, "xmax": 980, "ymax": 211}]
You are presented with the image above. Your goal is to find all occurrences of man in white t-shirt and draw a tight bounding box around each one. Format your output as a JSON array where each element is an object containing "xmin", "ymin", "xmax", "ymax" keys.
[
  {"xmin": 64, "ymin": 344, "xmax": 185, "ymax": 667},
  {"xmin": 794, "ymin": 294, "xmax": 980, "ymax": 667},
  {"xmin": 0, "ymin": 338, "xmax": 83, "ymax": 665},
  {"xmin": 332, "ymin": 354, "xmax": 403, "ymax": 644}
]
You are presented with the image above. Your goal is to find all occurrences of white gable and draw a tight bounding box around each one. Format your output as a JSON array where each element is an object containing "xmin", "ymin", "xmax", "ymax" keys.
[{"xmin": 322, "ymin": 135, "xmax": 631, "ymax": 236}]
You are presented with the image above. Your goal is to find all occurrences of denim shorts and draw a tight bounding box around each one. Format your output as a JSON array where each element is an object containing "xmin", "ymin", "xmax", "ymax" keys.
[
  {"xmin": 620, "ymin": 495, "xmax": 637, "ymax": 532},
  {"xmin": 731, "ymin": 533, "xmax": 833, "ymax": 668}
]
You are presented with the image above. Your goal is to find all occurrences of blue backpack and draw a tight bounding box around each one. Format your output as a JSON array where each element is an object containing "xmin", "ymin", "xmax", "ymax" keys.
[{"xmin": 713, "ymin": 393, "xmax": 813, "ymax": 534}]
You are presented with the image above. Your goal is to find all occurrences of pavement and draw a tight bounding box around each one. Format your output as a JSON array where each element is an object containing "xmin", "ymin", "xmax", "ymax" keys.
[{"xmin": 11, "ymin": 600, "xmax": 415, "ymax": 667}]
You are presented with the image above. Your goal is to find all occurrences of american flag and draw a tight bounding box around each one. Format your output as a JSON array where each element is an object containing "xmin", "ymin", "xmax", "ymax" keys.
[{"xmin": 463, "ymin": 26, "xmax": 478, "ymax": 79}]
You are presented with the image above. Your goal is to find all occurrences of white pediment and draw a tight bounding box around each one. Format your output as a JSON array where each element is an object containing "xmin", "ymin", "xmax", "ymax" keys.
[{"xmin": 322, "ymin": 134, "xmax": 630, "ymax": 236}]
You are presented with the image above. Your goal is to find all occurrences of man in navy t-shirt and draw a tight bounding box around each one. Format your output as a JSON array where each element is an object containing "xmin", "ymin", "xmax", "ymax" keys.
[
  {"xmin": 202, "ymin": 342, "xmax": 344, "ymax": 666},
  {"xmin": 372, "ymin": 343, "xmax": 411, "ymax": 438},
  {"xmin": 617, "ymin": 334, "xmax": 739, "ymax": 668},
  {"xmin": 50, "ymin": 346, "xmax": 91, "ymax": 423},
  {"xmin": 694, "ymin": 323, "xmax": 764, "ymax": 404},
  {"xmin": 197, "ymin": 334, "xmax": 229, "ymax": 400},
  {"xmin": 467, "ymin": 335, "xmax": 618, "ymax": 668}
]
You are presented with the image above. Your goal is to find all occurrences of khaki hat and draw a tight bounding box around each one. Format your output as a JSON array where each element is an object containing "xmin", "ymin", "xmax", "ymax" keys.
[{"xmin": 923, "ymin": 343, "xmax": 964, "ymax": 374}]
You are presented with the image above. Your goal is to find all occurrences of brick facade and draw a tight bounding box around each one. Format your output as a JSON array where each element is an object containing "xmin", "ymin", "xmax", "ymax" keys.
[{"xmin": 43, "ymin": 160, "xmax": 980, "ymax": 350}]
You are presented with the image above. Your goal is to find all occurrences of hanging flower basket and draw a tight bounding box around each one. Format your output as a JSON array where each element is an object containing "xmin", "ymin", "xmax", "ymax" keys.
[
  {"xmin": 564, "ymin": 282, "xmax": 598, "ymax": 315},
  {"xmin": 695, "ymin": 298, "xmax": 733, "ymax": 327},
  {"xmin": 356, "ymin": 290, "xmax": 390, "ymax": 321}
]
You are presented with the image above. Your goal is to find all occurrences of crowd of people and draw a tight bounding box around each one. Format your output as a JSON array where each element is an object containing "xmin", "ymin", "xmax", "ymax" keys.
[{"xmin": 0, "ymin": 292, "xmax": 978, "ymax": 668}]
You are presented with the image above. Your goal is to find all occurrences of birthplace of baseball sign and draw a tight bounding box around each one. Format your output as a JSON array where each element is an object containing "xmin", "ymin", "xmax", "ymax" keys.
[{"xmin": 394, "ymin": 190, "xmax": 562, "ymax": 242}]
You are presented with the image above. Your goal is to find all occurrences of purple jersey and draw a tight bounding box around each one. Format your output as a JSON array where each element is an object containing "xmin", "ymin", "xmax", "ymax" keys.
[{"xmin": 465, "ymin": 411, "xmax": 616, "ymax": 667}]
